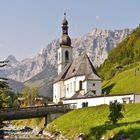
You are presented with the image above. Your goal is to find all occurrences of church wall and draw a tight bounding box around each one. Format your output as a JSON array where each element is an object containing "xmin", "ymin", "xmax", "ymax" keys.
[
  {"xmin": 63, "ymin": 94, "xmax": 134, "ymax": 108},
  {"xmin": 58, "ymin": 46, "xmax": 72, "ymax": 74},
  {"xmin": 75, "ymin": 76, "xmax": 85, "ymax": 91},
  {"xmin": 64, "ymin": 76, "xmax": 85, "ymax": 98},
  {"xmin": 83, "ymin": 80, "xmax": 102, "ymax": 96},
  {"xmin": 53, "ymin": 83, "xmax": 59, "ymax": 103},
  {"xmin": 53, "ymin": 81, "xmax": 64, "ymax": 103}
]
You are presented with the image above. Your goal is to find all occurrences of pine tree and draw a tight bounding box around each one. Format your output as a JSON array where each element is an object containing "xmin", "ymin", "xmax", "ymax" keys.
[{"xmin": 0, "ymin": 60, "xmax": 10, "ymax": 108}]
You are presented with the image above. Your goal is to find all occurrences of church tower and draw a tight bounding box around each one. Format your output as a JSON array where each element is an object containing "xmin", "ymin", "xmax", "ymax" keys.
[{"xmin": 57, "ymin": 13, "xmax": 73, "ymax": 75}]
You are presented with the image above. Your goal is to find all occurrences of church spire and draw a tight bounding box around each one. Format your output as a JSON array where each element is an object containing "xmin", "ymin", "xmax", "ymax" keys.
[
  {"xmin": 60, "ymin": 12, "xmax": 71, "ymax": 46},
  {"xmin": 62, "ymin": 12, "xmax": 68, "ymax": 35}
]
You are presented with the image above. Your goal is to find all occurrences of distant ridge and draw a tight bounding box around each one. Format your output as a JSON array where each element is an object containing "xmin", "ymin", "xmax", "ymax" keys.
[{"xmin": 0, "ymin": 28, "xmax": 131, "ymax": 96}]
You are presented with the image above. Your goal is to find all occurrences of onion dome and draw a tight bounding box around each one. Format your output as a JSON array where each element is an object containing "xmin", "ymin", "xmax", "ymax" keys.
[{"xmin": 59, "ymin": 12, "xmax": 71, "ymax": 46}]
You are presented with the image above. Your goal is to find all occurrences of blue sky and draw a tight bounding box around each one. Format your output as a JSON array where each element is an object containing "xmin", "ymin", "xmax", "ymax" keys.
[{"xmin": 0, "ymin": 0, "xmax": 140, "ymax": 60}]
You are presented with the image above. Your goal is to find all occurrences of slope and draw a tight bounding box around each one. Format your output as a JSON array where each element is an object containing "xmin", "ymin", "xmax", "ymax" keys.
[
  {"xmin": 24, "ymin": 65, "xmax": 57, "ymax": 98},
  {"xmin": 102, "ymin": 62, "xmax": 140, "ymax": 94},
  {"xmin": 47, "ymin": 103, "xmax": 140, "ymax": 140},
  {"xmin": 98, "ymin": 27, "xmax": 140, "ymax": 80}
]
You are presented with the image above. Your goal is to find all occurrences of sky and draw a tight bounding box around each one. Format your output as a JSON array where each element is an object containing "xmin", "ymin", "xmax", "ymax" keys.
[{"xmin": 0, "ymin": 0, "xmax": 140, "ymax": 60}]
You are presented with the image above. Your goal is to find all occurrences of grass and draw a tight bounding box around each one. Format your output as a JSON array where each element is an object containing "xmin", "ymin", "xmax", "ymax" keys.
[
  {"xmin": 12, "ymin": 118, "xmax": 45, "ymax": 129},
  {"xmin": 102, "ymin": 64, "xmax": 140, "ymax": 94},
  {"xmin": 46, "ymin": 103, "xmax": 140, "ymax": 140}
]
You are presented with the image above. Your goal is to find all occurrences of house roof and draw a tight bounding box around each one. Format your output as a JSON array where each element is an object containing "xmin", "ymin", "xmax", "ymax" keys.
[{"xmin": 54, "ymin": 53, "xmax": 101, "ymax": 83}]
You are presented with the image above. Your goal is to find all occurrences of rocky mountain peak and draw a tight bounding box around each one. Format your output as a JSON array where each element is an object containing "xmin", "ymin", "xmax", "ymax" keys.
[
  {"xmin": 0, "ymin": 28, "xmax": 132, "ymax": 83},
  {"xmin": 6, "ymin": 55, "xmax": 19, "ymax": 64}
]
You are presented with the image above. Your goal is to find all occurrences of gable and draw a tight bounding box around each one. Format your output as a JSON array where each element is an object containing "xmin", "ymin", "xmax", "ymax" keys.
[{"xmin": 54, "ymin": 53, "xmax": 101, "ymax": 83}]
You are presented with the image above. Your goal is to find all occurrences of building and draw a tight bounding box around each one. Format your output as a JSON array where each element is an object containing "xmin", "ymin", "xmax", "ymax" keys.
[
  {"xmin": 52, "ymin": 13, "xmax": 137, "ymax": 108},
  {"xmin": 53, "ymin": 13, "xmax": 102, "ymax": 104}
]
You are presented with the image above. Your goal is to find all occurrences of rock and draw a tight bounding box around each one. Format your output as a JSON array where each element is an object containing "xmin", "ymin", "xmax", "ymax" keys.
[
  {"xmin": 43, "ymin": 130, "xmax": 52, "ymax": 137},
  {"xmin": 32, "ymin": 126, "xmax": 41, "ymax": 135},
  {"xmin": 119, "ymin": 134, "xmax": 130, "ymax": 140},
  {"xmin": 0, "ymin": 130, "xmax": 4, "ymax": 139},
  {"xmin": 20, "ymin": 126, "xmax": 33, "ymax": 132},
  {"xmin": 75, "ymin": 133, "xmax": 85, "ymax": 140}
]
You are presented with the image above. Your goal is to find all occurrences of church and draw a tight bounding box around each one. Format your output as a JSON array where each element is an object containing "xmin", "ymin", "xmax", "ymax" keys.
[
  {"xmin": 52, "ymin": 13, "xmax": 136, "ymax": 108},
  {"xmin": 53, "ymin": 13, "xmax": 102, "ymax": 104}
]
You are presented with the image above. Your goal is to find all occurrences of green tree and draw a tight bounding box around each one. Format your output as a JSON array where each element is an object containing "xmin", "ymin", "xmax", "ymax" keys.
[
  {"xmin": 20, "ymin": 87, "xmax": 39, "ymax": 106},
  {"xmin": 0, "ymin": 60, "xmax": 18, "ymax": 108},
  {"xmin": 0, "ymin": 60, "xmax": 10, "ymax": 108},
  {"xmin": 108, "ymin": 100, "xmax": 124, "ymax": 125}
]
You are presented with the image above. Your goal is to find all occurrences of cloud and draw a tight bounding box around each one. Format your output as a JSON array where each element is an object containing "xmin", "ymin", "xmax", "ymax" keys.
[{"xmin": 95, "ymin": 16, "xmax": 100, "ymax": 20}]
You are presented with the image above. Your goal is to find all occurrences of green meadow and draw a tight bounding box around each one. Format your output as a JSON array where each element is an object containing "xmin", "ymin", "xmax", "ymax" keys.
[{"xmin": 47, "ymin": 103, "xmax": 140, "ymax": 140}]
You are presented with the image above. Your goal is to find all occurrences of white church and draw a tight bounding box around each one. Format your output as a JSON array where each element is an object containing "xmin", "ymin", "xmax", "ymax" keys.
[{"xmin": 53, "ymin": 13, "xmax": 135, "ymax": 108}]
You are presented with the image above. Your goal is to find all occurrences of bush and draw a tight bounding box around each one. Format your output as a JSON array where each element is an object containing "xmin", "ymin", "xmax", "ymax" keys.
[{"xmin": 108, "ymin": 100, "xmax": 124, "ymax": 125}]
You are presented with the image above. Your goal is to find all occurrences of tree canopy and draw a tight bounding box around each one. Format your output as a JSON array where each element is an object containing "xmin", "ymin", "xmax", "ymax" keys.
[
  {"xmin": 0, "ymin": 60, "xmax": 18, "ymax": 108},
  {"xmin": 97, "ymin": 27, "xmax": 140, "ymax": 80}
]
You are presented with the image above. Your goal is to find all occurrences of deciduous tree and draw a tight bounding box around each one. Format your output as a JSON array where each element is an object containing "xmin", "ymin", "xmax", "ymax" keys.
[{"xmin": 108, "ymin": 100, "xmax": 124, "ymax": 125}]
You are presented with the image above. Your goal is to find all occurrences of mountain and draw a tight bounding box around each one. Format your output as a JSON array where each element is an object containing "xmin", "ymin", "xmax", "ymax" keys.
[
  {"xmin": 6, "ymin": 55, "xmax": 19, "ymax": 64},
  {"xmin": 24, "ymin": 65, "xmax": 56, "ymax": 98},
  {"xmin": 98, "ymin": 27, "xmax": 140, "ymax": 80},
  {"xmin": 1, "ymin": 28, "xmax": 131, "ymax": 82},
  {"xmin": 8, "ymin": 79, "xmax": 25, "ymax": 93},
  {"xmin": 0, "ymin": 28, "xmax": 131, "ymax": 97},
  {"xmin": 97, "ymin": 27, "xmax": 140, "ymax": 94}
]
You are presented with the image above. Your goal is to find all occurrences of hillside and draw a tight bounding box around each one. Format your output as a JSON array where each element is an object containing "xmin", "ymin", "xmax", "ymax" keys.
[
  {"xmin": 98, "ymin": 27, "xmax": 140, "ymax": 80},
  {"xmin": 47, "ymin": 103, "xmax": 140, "ymax": 140},
  {"xmin": 102, "ymin": 62, "xmax": 140, "ymax": 94},
  {"xmin": 24, "ymin": 65, "xmax": 56, "ymax": 98}
]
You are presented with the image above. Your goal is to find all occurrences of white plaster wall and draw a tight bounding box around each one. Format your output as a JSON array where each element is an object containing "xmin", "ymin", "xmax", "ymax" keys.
[
  {"xmin": 63, "ymin": 94, "xmax": 134, "ymax": 108},
  {"xmin": 53, "ymin": 81, "xmax": 64, "ymax": 103},
  {"xmin": 134, "ymin": 94, "xmax": 140, "ymax": 103},
  {"xmin": 53, "ymin": 83, "xmax": 59, "ymax": 103},
  {"xmin": 57, "ymin": 46, "xmax": 72, "ymax": 74},
  {"xmin": 75, "ymin": 76, "xmax": 85, "ymax": 91},
  {"xmin": 64, "ymin": 76, "xmax": 85, "ymax": 98},
  {"xmin": 60, "ymin": 81, "xmax": 64, "ymax": 99},
  {"xmin": 83, "ymin": 80, "xmax": 102, "ymax": 96}
]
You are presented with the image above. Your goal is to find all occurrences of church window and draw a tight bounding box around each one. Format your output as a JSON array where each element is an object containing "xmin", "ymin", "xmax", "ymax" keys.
[
  {"xmin": 67, "ymin": 84, "xmax": 69, "ymax": 94},
  {"xmin": 65, "ymin": 51, "xmax": 69, "ymax": 60},
  {"xmin": 79, "ymin": 81, "xmax": 83, "ymax": 90},
  {"xmin": 73, "ymin": 69, "xmax": 75, "ymax": 73},
  {"xmin": 59, "ymin": 52, "xmax": 60, "ymax": 61}
]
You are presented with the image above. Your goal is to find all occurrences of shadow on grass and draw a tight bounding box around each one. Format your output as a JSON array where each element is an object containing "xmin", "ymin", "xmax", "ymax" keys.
[
  {"xmin": 102, "ymin": 83, "xmax": 116, "ymax": 95},
  {"xmin": 84, "ymin": 120, "xmax": 140, "ymax": 140},
  {"xmin": 112, "ymin": 128, "xmax": 140, "ymax": 140},
  {"xmin": 102, "ymin": 81, "xmax": 111, "ymax": 88}
]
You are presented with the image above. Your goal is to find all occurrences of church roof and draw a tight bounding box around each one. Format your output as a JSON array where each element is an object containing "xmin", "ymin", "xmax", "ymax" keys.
[
  {"xmin": 54, "ymin": 62, "xmax": 72, "ymax": 83},
  {"xmin": 71, "ymin": 92, "xmax": 84, "ymax": 99},
  {"xmin": 54, "ymin": 53, "xmax": 101, "ymax": 83}
]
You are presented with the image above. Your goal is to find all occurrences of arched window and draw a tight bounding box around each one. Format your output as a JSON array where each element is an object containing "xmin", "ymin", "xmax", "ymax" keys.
[
  {"xmin": 58, "ymin": 52, "xmax": 60, "ymax": 61},
  {"xmin": 79, "ymin": 81, "xmax": 83, "ymax": 90},
  {"xmin": 65, "ymin": 51, "xmax": 69, "ymax": 61}
]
